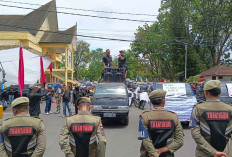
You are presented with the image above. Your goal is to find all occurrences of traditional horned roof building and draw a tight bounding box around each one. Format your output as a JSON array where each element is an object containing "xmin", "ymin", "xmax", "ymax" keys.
[{"xmin": 0, "ymin": 0, "xmax": 77, "ymax": 85}]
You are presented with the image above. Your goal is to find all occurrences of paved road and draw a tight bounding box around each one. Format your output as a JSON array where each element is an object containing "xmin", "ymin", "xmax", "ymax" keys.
[{"xmin": 0, "ymin": 103, "xmax": 196, "ymax": 157}]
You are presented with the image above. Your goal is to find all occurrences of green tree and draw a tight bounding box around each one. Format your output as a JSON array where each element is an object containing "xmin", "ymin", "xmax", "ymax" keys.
[
  {"xmin": 81, "ymin": 48, "xmax": 104, "ymax": 81},
  {"xmin": 73, "ymin": 40, "xmax": 91, "ymax": 80},
  {"xmin": 131, "ymin": 22, "xmax": 171, "ymax": 81},
  {"xmin": 190, "ymin": 0, "xmax": 232, "ymax": 66}
]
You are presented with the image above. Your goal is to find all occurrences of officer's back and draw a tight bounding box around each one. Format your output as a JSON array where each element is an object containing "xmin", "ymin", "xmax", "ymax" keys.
[
  {"xmin": 0, "ymin": 97, "xmax": 46, "ymax": 157},
  {"xmin": 59, "ymin": 97, "xmax": 106, "ymax": 157},
  {"xmin": 190, "ymin": 80, "xmax": 232, "ymax": 157},
  {"xmin": 138, "ymin": 90, "xmax": 184, "ymax": 157}
]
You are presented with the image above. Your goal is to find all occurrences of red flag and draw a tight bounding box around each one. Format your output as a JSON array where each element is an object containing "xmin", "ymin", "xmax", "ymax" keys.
[
  {"xmin": 49, "ymin": 62, "xmax": 53, "ymax": 82},
  {"xmin": 18, "ymin": 47, "xmax": 24, "ymax": 97},
  {"xmin": 40, "ymin": 56, "xmax": 46, "ymax": 83},
  {"xmin": 161, "ymin": 78, "xmax": 165, "ymax": 82}
]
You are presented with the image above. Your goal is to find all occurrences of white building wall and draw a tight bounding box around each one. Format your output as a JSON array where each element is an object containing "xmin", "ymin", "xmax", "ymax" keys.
[{"xmin": 204, "ymin": 76, "xmax": 231, "ymax": 81}]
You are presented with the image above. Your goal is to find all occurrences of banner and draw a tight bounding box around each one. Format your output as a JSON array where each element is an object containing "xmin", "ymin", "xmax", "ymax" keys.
[
  {"xmin": 163, "ymin": 83, "xmax": 186, "ymax": 97},
  {"xmin": 226, "ymin": 83, "xmax": 232, "ymax": 97},
  {"xmin": 165, "ymin": 96, "xmax": 197, "ymax": 122}
]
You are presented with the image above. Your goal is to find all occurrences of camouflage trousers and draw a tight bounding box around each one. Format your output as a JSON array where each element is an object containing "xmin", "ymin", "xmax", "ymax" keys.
[{"xmin": 56, "ymin": 98, "xmax": 61, "ymax": 111}]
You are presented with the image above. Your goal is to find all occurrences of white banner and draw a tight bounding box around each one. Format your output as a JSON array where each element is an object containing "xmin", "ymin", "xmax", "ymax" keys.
[
  {"xmin": 0, "ymin": 48, "xmax": 51, "ymax": 86},
  {"xmin": 163, "ymin": 83, "xmax": 186, "ymax": 97},
  {"xmin": 226, "ymin": 83, "xmax": 232, "ymax": 97},
  {"xmin": 68, "ymin": 50, "xmax": 71, "ymax": 69}
]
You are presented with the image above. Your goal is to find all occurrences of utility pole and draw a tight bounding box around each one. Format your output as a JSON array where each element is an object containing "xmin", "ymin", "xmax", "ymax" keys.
[
  {"xmin": 185, "ymin": 44, "xmax": 188, "ymax": 80},
  {"xmin": 174, "ymin": 39, "xmax": 188, "ymax": 81}
]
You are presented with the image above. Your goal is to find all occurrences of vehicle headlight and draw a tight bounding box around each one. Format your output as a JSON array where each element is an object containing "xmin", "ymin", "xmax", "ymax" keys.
[
  {"xmin": 92, "ymin": 106, "xmax": 102, "ymax": 110},
  {"xmin": 118, "ymin": 106, "xmax": 129, "ymax": 110}
]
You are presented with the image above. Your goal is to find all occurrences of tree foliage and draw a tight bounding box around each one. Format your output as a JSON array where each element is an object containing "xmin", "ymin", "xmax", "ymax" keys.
[
  {"xmin": 70, "ymin": 1, "xmax": 232, "ymax": 82},
  {"xmin": 131, "ymin": 0, "xmax": 232, "ymax": 81}
]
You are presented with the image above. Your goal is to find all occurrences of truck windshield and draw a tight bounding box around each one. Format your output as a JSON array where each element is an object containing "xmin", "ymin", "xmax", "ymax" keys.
[{"xmin": 95, "ymin": 86, "xmax": 127, "ymax": 97}]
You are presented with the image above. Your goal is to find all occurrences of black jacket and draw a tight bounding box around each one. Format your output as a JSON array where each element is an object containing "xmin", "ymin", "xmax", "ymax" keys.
[{"xmin": 28, "ymin": 91, "xmax": 45, "ymax": 117}]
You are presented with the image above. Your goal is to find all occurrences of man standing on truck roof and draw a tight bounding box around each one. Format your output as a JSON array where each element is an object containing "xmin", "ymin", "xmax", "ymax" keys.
[
  {"xmin": 190, "ymin": 80, "xmax": 232, "ymax": 157},
  {"xmin": 138, "ymin": 90, "xmax": 184, "ymax": 157},
  {"xmin": 102, "ymin": 49, "xmax": 113, "ymax": 68},
  {"xmin": 117, "ymin": 50, "xmax": 128, "ymax": 78}
]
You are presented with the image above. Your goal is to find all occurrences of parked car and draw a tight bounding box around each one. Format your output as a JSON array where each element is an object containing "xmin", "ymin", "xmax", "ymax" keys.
[
  {"xmin": 91, "ymin": 83, "xmax": 130, "ymax": 126},
  {"xmin": 219, "ymin": 82, "xmax": 232, "ymax": 105},
  {"xmin": 154, "ymin": 82, "xmax": 197, "ymax": 123}
]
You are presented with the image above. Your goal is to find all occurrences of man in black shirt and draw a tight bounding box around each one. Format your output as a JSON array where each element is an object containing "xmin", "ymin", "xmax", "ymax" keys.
[
  {"xmin": 117, "ymin": 50, "xmax": 128, "ymax": 78},
  {"xmin": 73, "ymin": 84, "xmax": 81, "ymax": 114},
  {"xmin": 102, "ymin": 49, "xmax": 113, "ymax": 68},
  {"xmin": 28, "ymin": 84, "xmax": 46, "ymax": 117},
  {"xmin": 8, "ymin": 85, "xmax": 16, "ymax": 104},
  {"xmin": 61, "ymin": 85, "xmax": 72, "ymax": 117}
]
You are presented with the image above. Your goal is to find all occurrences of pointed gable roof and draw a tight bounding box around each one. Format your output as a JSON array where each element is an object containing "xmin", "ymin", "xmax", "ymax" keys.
[
  {"xmin": 39, "ymin": 25, "xmax": 77, "ymax": 44},
  {"xmin": 196, "ymin": 65, "xmax": 232, "ymax": 76},
  {"xmin": 0, "ymin": 0, "xmax": 58, "ymax": 35}
]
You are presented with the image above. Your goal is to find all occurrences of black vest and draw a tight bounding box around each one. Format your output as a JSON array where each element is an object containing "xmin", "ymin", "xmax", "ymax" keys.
[
  {"xmin": 148, "ymin": 120, "xmax": 175, "ymax": 157},
  {"xmin": 201, "ymin": 111, "xmax": 232, "ymax": 151},
  {"xmin": 70, "ymin": 123, "xmax": 95, "ymax": 157},
  {"xmin": 3, "ymin": 126, "xmax": 37, "ymax": 157}
]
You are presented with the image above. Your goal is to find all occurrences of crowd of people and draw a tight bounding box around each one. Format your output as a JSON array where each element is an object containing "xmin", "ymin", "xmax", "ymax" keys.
[
  {"xmin": 0, "ymin": 80, "xmax": 231, "ymax": 157},
  {"xmin": 0, "ymin": 49, "xmax": 231, "ymax": 157},
  {"xmin": 0, "ymin": 83, "xmax": 96, "ymax": 119}
]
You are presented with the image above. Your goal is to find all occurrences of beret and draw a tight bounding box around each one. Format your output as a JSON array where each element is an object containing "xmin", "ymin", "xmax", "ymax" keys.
[
  {"xmin": 203, "ymin": 80, "xmax": 221, "ymax": 90},
  {"xmin": 149, "ymin": 90, "xmax": 167, "ymax": 99},
  {"xmin": 76, "ymin": 97, "xmax": 91, "ymax": 105},
  {"xmin": 11, "ymin": 97, "xmax": 29, "ymax": 108}
]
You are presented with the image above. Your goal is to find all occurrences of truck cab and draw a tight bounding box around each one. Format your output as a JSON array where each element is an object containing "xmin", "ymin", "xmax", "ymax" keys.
[{"xmin": 91, "ymin": 83, "xmax": 129, "ymax": 126}]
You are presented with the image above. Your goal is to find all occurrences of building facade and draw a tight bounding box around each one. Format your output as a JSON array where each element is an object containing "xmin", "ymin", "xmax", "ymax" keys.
[
  {"xmin": 0, "ymin": 0, "xmax": 77, "ymax": 86},
  {"xmin": 197, "ymin": 65, "xmax": 232, "ymax": 82}
]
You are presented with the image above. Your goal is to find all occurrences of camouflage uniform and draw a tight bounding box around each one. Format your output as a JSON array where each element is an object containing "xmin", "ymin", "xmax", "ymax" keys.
[{"xmin": 55, "ymin": 88, "xmax": 62, "ymax": 113}]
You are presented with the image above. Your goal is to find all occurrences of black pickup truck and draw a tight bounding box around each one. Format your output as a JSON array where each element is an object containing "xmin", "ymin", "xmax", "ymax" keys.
[{"xmin": 91, "ymin": 83, "xmax": 130, "ymax": 126}]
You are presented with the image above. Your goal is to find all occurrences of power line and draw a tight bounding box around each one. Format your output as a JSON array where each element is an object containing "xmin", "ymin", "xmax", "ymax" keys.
[
  {"xmin": 0, "ymin": 23, "xmax": 230, "ymax": 47},
  {"xmin": 38, "ymin": 27, "xmax": 223, "ymax": 41},
  {"xmin": 0, "ymin": 3, "xmax": 155, "ymax": 23},
  {"xmin": 23, "ymin": 26, "xmax": 137, "ymax": 32},
  {"xmin": 0, "ymin": 0, "xmax": 158, "ymax": 17},
  {"xmin": 0, "ymin": 26, "xmax": 226, "ymax": 44},
  {"xmin": 0, "ymin": 23, "xmax": 135, "ymax": 42}
]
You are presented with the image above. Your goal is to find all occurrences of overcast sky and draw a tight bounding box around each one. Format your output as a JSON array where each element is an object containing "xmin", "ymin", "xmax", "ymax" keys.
[{"xmin": 0, "ymin": 0, "xmax": 161, "ymax": 57}]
